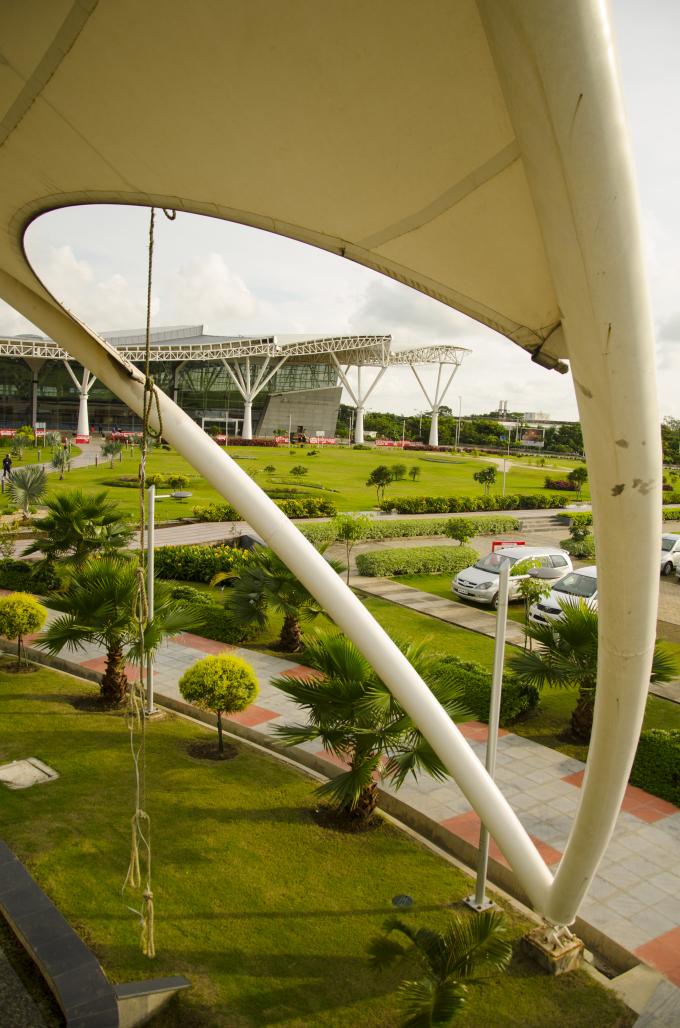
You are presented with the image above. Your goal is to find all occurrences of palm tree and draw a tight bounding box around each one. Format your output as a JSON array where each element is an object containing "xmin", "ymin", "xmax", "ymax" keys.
[
  {"xmin": 509, "ymin": 602, "xmax": 678, "ymax": 740},
  {"xmin": 272, "ymin": 632, "xmax": 468, "ymax": 821},
  {"xmin": 51, "ymin": 449, "xmax": 68, "ymax": 480},
  {"xmin": 37, "ymin": 556, "xmax": 206, "ymax": 703},
  {"xmin": 8, "ymin": 464, "xmax": 47, "ymax": 519},
  {"xmin": 24, "ymin": 489, "xmax": 133, "ymax": 566},
  {"xmin": 368, "ymin": 909, "xmax": 511, "ymax": 1026},
  {"xmin": 101, "ymin": 439, "xmax": 122, "ymax": 468},
  {"xmin": 214, "ymin": 547, "xmax": 342, "ymax": 651}
]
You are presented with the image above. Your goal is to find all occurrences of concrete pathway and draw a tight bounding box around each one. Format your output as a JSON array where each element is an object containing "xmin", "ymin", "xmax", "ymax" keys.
[{"xmin": 6, "ymin": 596, "xmax": 680, "ymax": 1018}]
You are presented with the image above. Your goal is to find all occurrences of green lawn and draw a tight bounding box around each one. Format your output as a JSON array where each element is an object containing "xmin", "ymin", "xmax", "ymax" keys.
[
  {"xmin": 0, "ymin": 444, "xmax": 586, "ymax": 519},
  {"xmin": 393, "ymin": 573, "xmax": 528, "ymax": 625},
  {"xmin": 510, "ymin": 684, "xmax": 680, "ymax": 763},
  {"xmin": 0, "ymin": 662, "xmax": 632, "ymax": 1027}
]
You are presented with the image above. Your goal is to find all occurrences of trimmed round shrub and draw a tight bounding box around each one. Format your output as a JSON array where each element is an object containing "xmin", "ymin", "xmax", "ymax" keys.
[
  {"xmin": 179, "ymin": 653, "xmax": 259, "ymax": 753},
  {"xmin": 0, "ymin": 592, "xmax": 47, "ymax": 664}
]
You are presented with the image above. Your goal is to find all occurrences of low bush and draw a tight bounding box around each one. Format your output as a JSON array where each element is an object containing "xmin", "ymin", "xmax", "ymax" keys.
[
  {"xmin": 192, "ymin": 496, "xmax": 337, "ymax": 522},
  {"xmin": 155, "ymin": 544, "xmax": 251, "ymax": 582},
  {"xmin": 379, "ymin": 493, "xmax": 565, "ymax": 514},
  {"xmin": 224, "ymin": 437, "xmax": 277, "ymax": 447},
  {"xmin": 433, "ymin": 655, "xmax": 540, "ymax": 726},
  {"xmin": 355, "ymin": 544, "xmax": 478, "ymax": 577},
  {"xmin": 167, "ymin": 584, "xmax": 248, "ymax": 643},
  {"xmin": 402, "ymin": 443, "xmax": 453, "ymax": 452},
  {"xmin": 300, "ymin": 515, "xmax": 521, "ymax": 546},
  {"xmin": 560, "ymin": 535, "xmax": 596, "ymax": 558},
  {"xmin": 567, "ymin": 512, "xmax": 593, "ymax": 535},
  {"xmin": 630, "ymin": 729, "xmax": 680, "ymax": 806},
  {"xmin": 544, "ymin": 478, "xmax": 573, "ymax": 491},
  {"xmin": 352, "ymin": 443, "xmax": 370, "ymax": 450},
  {"xmin": 0, "ymin": 558, "xmax": 60, "ymax": 594}
]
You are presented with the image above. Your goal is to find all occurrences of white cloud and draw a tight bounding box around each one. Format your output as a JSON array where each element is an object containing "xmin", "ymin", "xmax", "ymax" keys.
[{"xmin": 166, "ymin": 253, "xmax": 257, "ymax": 329}]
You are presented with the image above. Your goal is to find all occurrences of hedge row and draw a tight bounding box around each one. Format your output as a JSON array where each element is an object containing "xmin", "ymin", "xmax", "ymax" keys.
[
  {"xmin": 0, "ymin": 558, "xmax": 60, "ymax": 594},
  {"xmin": 560, "ymin": 535, "xmax": 596, "ymax": 558},
  {"xmin": 155, "ymin": 544, "xmax": 252, "ymax": 583},
  {"xmin": 379, "ymin": 493, "xmax": 566, "ymax": 514},
  {"xmin": 630, "ymin": 729, "xmax": 680, "ymax": 807},
  {"xmin": 664, "ymin": 508, "xmax": 680, "ymax": 521},
  {"xmin": 193, "ymin": 497, "xmax": 337, "ymax": 522},
  {"xmin": 355, "ymin": 545, "xmax": 478, "ymax": 577},
  {"xmin": 544, "ymin": 478, "xmax": 573, "ymax": 491},
  {"xmin": 433, "ymin": 655, "xmax": 540, "ymax": 726},
  {"xmin": 300, "ymin": 515, "xmax": 521, "ymax": 546}
]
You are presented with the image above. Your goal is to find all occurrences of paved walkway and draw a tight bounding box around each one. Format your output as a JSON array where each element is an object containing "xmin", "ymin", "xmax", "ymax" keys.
[{"xmin": 5, "ymin": 595, "xmax": 680, "ymax": 1018}]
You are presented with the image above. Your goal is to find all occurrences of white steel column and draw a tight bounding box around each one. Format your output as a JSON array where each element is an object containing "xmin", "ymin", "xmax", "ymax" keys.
[
  {"xmin": 481, "ymin": 0, "xmax": 660, "ymax": 924},
  {"xmin": 410, "ymin": 360, "xmax": 462, "ymax": 447},
  {"xmin": 24, "ymin": 357, "xmax": 44, "ymax": 428},
  {"xmin": 221, "ymin": 354, "xmax": 287, "ymax": 441},
  {"xmin": 331, "ymin": 356, "xmax": 388, "ymax": 444},
  {"xmin": 63, "ymin": 360, "xmax": 97, "ymax": 436}
]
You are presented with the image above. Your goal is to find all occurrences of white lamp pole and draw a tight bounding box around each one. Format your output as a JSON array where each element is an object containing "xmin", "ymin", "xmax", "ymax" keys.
[
  {"xmin": 465, "ymin": 558, "xmax": 510, "ymax": 911},
  {"xmin": 146, "ymin": 483, "xmax": 156, "ymax": 714},
  {"xmin": 455, "ymin": 396, "xmax": 462, "ymax": 450}
]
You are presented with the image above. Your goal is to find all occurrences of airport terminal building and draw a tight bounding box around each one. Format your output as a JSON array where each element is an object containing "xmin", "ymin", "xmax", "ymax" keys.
[{"xmin": 0, "ymin": 324, "xmax": 467, "ymax": 444}]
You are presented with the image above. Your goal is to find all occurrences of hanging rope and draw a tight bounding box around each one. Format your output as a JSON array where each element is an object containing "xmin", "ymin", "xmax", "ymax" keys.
[{"xmin": 122, "ymin": 206, "xmax": 173, "ymax": 958}]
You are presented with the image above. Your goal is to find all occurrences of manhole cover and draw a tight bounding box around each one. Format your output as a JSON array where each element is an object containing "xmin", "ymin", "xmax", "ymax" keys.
[
  {"xmin": 0, "ymin": 758, "xmax": 59, "ymax": 790},
  {"xmin": 392, "ymin": 894, "xmax": 414, "ymax": 908}
]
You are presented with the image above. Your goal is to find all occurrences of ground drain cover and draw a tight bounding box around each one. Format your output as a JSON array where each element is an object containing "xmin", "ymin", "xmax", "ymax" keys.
[
  {"xmin": 392, "ymin": 894, "xmax": 413, "ymax": 908},
  {"xmin": 0, "ymin": 758, "xmax": 59, "ymax": 790}
]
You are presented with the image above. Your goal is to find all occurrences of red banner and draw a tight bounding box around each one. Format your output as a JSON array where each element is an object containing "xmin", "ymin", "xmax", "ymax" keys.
[{"xmin": 375, "ymin": 439, "xmax": 405, "ymax": 447}]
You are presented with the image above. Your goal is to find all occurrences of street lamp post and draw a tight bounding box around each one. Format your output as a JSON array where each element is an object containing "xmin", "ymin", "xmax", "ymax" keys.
[
  {"xmin": 502, "ymin": 434, "xmax": 511, "ymax": 496},
  {"xmin": 465, "ymin": 559, "xmax": 510, "ymax": 911}
]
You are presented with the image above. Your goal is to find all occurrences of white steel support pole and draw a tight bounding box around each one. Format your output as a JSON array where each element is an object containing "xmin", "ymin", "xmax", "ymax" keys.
[
  {"xmin": 146, "ymin": 484, "xmax": 155, "ymax": 715},
  {"xmin": 466, "ymin": 560, "xmax": 510, "ymax": 911},
  {"xmin": 480, "ymin": 0, "xmax": 661, "ymax": 923},
  {"xmin": 354, "ymin": 366, "xmax": 364, "ymax": 444},
  {"xmin": 455, "ymin": 396, "xmax": 462, "ymax": 450},
  {"xmin": 428, "ymin": 363, "xmax": 444, "ymax": 446}
]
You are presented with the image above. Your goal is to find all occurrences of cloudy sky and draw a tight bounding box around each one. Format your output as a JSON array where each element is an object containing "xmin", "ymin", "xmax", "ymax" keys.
[{"xmin": 1, "ymin": 0, "xmax": 678, "ymax": 423}]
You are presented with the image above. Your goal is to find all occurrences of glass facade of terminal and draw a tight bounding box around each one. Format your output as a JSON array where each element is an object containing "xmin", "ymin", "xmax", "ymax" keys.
[{"xmin": 0, "ymin": 356, "xmax": 338, "ymax": 432}]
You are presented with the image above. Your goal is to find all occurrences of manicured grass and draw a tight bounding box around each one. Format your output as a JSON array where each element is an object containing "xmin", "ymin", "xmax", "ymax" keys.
[
  {"xmin": 511, "ymin": 686, "xmax": 680, "ymax": 763},
  {"xmin": 394, "ymin": 573, "xmax": 528, "ymax": 625},
  {"xmin": 0, "ymin": 444, "xmax": 582, "ymax": 518},
  {"xmin": 0, "ymin": 662, "xmax": 632, "ymax": 1027}
]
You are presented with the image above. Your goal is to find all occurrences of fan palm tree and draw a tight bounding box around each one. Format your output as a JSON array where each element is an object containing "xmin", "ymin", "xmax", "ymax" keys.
[
  {"xmin": 214, "ymin": 547, "xmax": 343, "ymax": 651},
  {"xmin": 24, "ymin": 489, "xmax": 133, "ymax": 566},
  {"xmin": 272, "ymin": 632, "xmax": 468, "ymax": 821},
  {"xmin": 367, "ymin": 909, "xmax": 511, "ymax": 1026},
  {"xmin": 37, "ymin": 556, "xmax": 206, "ymax": 703},
  {"xmin": 8, "ymin": 464, "xmax": 47, "ymax": 519},
  {"xmin": 51, "ymin": 449, "xmax": 68, "ymax": 480},
  {"xmin": 509, "ymin": 602, "xmax": 678, "ymax": 740}
]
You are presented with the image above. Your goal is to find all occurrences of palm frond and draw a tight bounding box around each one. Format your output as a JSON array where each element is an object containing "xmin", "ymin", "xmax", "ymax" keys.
[
  {"xmin": 398, "ymin": 976, "xmax": 467, "ymax": 1028},
  {"xmin": 441, "ymin": 910, "xmax": 511, "ymax": 980},
  {"xmin": 314, "ymin": 757, "xmax": 379, "ymax": 810}
]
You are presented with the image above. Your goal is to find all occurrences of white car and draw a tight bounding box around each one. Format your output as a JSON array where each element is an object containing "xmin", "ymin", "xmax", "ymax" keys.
[
  {"xmin": 529, "ymin": 565, "xmax": 598, "ymax": 626},
  {"xmin": 661, "ymin": 534, "xmax": 680, "ymax": 576},
  {"xmin": 452, "ymin": 545, "xmax": 573, "ymax": 609}
]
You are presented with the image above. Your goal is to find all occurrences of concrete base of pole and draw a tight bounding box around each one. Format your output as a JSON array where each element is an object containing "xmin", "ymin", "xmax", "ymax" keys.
[
  {"xmin": 463, "ymin": 893, "xmax": 495, "ymax": 912},
  {"xmin": 520, "ymin": 925, "xmax": 584, "ymax": 976}
]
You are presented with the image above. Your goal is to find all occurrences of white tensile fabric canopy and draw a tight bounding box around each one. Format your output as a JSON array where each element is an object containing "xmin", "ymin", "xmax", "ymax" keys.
[{"xmin": 0, "ymin": 0, "xmax": 660, "ymax": 927}]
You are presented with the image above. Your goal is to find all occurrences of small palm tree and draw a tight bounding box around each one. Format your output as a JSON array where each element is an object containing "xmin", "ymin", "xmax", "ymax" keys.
[
  {"xmin": 273, "ymin": 632, "xmax": 468, "ymax": 821},
  {"xmin": 214, "ymin": 547, "xmax": 342, "ymax": 651},
  {"xmin": 51, "ymin": 449, "xmax": 69, "ymax": 479},
  {"xmin": 37, "ymin": 556, "xmax": 205, "ymax": 703},
  {"xmin": 368, "ymin": 909, "xmax": 511, "ymax": 1026},
  {"xmin": 24, "ymin": 489, "xmax": 133, "ymax": 566},
  {"xmin": 8, "ymin": 464, "xmax": 47, "ymax": 519},
  {"xmin": 101, "ymin": 440, "xmax": 122, "ymax": 468},
  {"xmin": 509, "ymin": 602, "xmax": 678, "ymax": 740}
]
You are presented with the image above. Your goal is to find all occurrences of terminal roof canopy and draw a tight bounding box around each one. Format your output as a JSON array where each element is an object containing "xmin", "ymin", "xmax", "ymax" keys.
[{"xmin": 0, "ymin": 326, "xmax": 467, "ymax": 369}]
